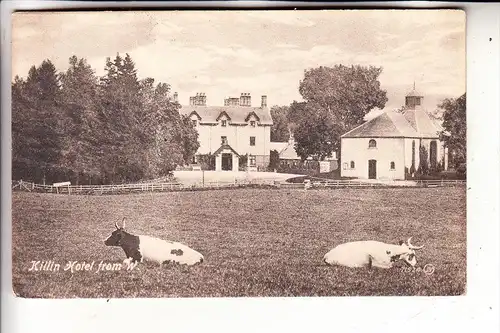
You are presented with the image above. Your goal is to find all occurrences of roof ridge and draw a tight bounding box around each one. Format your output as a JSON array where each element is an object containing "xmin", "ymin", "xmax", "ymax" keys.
[
  {"xmin": 385, "ymin": 111, "xmax": 405, "ymax": 136},
  {"xmin": 341, "ymin": 112, "xmax": 384, "ymax": 138}
]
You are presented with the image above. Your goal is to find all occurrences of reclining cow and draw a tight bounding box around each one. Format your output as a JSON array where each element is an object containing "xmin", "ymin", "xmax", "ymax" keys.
[
  {"xmin": 323, "ymin": 237, "xmax": 424, "ymax": 269},
  {"xmin": 104, "ymin": 218, "xmax": 204, "ymax": 266}
]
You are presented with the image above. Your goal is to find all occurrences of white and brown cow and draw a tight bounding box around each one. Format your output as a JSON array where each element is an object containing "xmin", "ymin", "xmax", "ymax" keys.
[
  {"xmin": 104, "ymin": 218, "xmax": 204, "ymax": 266},
  {"xmin": 323, "ymin": 237, "xmax": 424, "ymax": 269}
]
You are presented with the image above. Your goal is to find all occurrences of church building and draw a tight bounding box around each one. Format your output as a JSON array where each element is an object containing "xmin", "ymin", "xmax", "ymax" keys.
[{"xmin": 340, "ymin": 87, "xmax": 449, "ymax": 180}]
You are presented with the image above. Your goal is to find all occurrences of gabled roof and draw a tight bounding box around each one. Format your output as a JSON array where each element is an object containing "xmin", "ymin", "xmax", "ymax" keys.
[
  {"xmin": 279, "ymin": 142, "xmax": 301, "ymax": 160},
  {"xmin": 179, "ymin": 105, "xmax": 273, "ymax": 125},
  {"xmin": 216, "ymin": 111, "xmax": 231, "ymax": 121},
  {"xmin": 213, "ymin": 144, "xmax": 240, "ymax": 157},
  {"xmin": 269, "ymin": 142, "xmax": 288, "ymax": 153},
  {"xmin": 244, "ymin": 111, "xmax": 261, "ymax": 122},
  {"xmin": 342, "ymin": 106, "xmax": 443, "ymax": 139}
]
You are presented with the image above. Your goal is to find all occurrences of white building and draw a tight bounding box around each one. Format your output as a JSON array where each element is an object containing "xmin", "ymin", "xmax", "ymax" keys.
[
  {"xmin": 340, "ymin": 88, "xmax": 449, "ymax": 180},
  {"xmin": 179, "ymin": 92, "xmax": 273, "ymax": 171}
]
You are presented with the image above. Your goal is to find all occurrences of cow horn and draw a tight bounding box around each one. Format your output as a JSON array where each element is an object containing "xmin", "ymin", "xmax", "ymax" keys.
[
  {"xmin": 115, "ymin": 220, "xmax": 119, "ymax": 229},
  {"xmin": 407, "ymin": 237, "xmax": 424, "ymax": 250},
  {"xmin": 122, "ymin": 217, "xmax": 126, "ymax": 229}
]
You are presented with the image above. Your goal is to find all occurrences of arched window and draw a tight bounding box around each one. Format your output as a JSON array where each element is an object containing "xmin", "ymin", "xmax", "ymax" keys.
[
  {"xmin": 350, "ymin": 161, "xmax": 355, "ymax": 169},
  {"xmin": 390, "ymin": 161, "xmax": 395, "ymax": 170},
  {"xmin": 369, "ymin": 139, "xmax": 377, "ymax": 148}
]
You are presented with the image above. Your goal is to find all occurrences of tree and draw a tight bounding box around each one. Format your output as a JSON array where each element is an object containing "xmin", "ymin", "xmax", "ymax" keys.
[
  {"xmin": 294, "ymin": 65, "xmax": 388, "ymax": 160},
  {"xmin": 97, "ymin": 53, "xmax": 149, "ymax": 183},
  {"xmin": 292, "ymin": 104, "xmax": 343, "ymax": 161},
  {"xmin": 12, "ymin": 60, "xmax": 64, "ymax": 182},
  {"xmin": 270, "ymin": 105, "xmax": 290, "ymax": 142},
  {"xmin": 13, "ymin": 53, "xmax": 201, "ymax": 184},
  {"xmin": 139, "ymin": 77, "xmax": 199, "ymax": 178},
  {"xmin": 299, "ymin": 65, "xmax": 388, "ymax": 132},
  {"xmin": 269, "ymin": 150, "xmax": 280, "ymax": 170},
  {"xmin": 59, "ymin": 56, "xmax": 102, "ymax": 181},
  {"xmin": 439, "ymin": 93, "xmax": 466, "ymax": 168},
  {"xmin": 417, "ymin": 145, "xmax": 429, "ymax": 176}
]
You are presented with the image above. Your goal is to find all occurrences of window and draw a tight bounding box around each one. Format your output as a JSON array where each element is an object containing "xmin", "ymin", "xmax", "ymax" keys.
[
  {"xmin": 343, "ymin": 163, "xmax": 348, "ymax": 170},
  {"xmin": 350, "ymin": 161, "xmax": 355, "ymax": 169},
  {"xmin": 369, "ymin": 139, "xmax": 377, "ymax": 148},
  {"xmin": 192, "ymin": 120, "xmax": 197, "ymax": 126},
  {"xmin": 390, "ymin": 161, "xmax": 395, "ymax": 170},
  {"xmin": 250, "ymin": 136, "xmax": 256, "ymax": 146},
  {"xmin": 250, "ymin": 121, "xmax": 256, "ymax": 127},
  {"xmin": 221, "ymin": 120, "xmax": 227, "ymax": 127},
  {"xmin": 192, "ymin": 155, "xmax": 197, "ymax": 164},
  {"xmin": 221, "ymin": 136, "xmax": 227, "ymax": 145},
  {"xmin": 249, "ymin": 155, "xmax": 256, "ymax": 166}
]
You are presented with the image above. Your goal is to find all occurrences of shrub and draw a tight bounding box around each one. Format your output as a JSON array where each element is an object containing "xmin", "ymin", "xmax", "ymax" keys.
[{"xmin": 197, "ymin": 154, "xmax": 215, "ymax": 170}]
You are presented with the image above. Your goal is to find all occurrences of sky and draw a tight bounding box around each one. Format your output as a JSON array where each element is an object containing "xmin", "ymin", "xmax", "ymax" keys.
[{"xmin": 11, "ymin": 10, "xmax": 466, "ymax": 118}]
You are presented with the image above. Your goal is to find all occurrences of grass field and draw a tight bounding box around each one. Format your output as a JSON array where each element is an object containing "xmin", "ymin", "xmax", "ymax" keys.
[{"xmin": 12, "ymin": 187, "xmax": 466, "ymax": 298}]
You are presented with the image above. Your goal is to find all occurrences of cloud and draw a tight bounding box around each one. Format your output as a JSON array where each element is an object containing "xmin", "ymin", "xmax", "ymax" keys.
[
  {"xmin": 275, "ymin": 43, "xmax": 299, "ymax": 49},
  {"xmin": 11, "ymin": 10, "xmax": 465, "ymax": 112}
]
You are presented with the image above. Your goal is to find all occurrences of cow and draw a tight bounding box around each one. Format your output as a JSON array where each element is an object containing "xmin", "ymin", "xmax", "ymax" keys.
[
  {"xmin": 323, "ymin": 237, "xmax": 424, "ymax": 269},
  {"xmin": 104, "ymin": 218, "xmax": 204, "ymax": 266}
]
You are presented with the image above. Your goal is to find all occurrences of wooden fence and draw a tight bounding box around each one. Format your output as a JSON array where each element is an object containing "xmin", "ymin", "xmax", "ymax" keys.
[{"xmin": 11, "ymin": 178, "xmax": 465, "ymax": 195}]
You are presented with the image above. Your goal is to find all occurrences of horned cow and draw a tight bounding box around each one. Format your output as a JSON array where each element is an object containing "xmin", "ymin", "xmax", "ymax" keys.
[
  {"xmin": 104, "ymin": 218, "xmax": 204, "ymax": 266},
  {"xmin": 323, "ymin": 237, "xmax": 424, "ymax": 269}
]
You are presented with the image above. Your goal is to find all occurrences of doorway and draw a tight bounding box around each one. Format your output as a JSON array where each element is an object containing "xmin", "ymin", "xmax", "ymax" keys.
[
  {"xmin": 221, "ymin": 153, "xmax": 233, "ymax": 171},
  {"xmin": 368, "ymin": 159, "xmax": 377, "ymax": 179}
]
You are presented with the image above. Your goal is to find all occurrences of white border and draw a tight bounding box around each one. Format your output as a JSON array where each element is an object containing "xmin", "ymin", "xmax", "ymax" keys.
[{"xmin": 2, "ymin": 2, "xmax": 499, "ymax": 333}]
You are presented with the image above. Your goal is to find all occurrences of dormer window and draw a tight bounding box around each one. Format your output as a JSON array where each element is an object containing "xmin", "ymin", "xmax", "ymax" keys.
[
  {"xmin": 368, "ymin": 139, "xmax": 377, "ymax": 148},
  {"xmin": 250, "ymin": 121, "xmax": 256, "ymax": 127},
  {"xmin": 221, "ymin": 120, "xmax": 227, "ymax": 127},
  {"xmin": 192, "ymin": 120, "xmax": 197, "ymax": 127}
]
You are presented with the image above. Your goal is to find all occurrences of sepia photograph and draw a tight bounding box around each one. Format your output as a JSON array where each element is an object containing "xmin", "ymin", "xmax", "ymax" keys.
[{"xmin": 10, "ymin": 9, "xmax": 467, "ymax": 298}]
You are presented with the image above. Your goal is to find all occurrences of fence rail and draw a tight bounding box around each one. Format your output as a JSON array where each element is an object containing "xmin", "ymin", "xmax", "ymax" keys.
[{"xmin": 11, "ymin": 178, "xmax": 466, "ymax": 195}]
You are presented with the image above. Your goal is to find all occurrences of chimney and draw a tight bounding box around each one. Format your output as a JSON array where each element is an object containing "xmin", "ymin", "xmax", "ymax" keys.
[
  {"xmin": 261, "ymin": 95, "xmax": 267, "ymax": 108},
  {"xmin": 173, "ymin": 92, "xmax": 178, "ymax": 103},
  {"xmin": 201, "ymin": 93, "xmax": 206, "ymax": 106},
  {"xmin": 239, "ymin": 93, "xmax": 251, "ymax": 107}
]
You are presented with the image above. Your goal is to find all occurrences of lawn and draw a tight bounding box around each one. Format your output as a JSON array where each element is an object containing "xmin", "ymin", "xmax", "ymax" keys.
[{"xmin": 11, "ymin": 187, "xmax": 466, "ymax": 298}]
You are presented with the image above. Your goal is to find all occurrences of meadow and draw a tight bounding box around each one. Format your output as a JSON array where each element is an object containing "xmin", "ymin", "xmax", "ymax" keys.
[{"xmin": 12, "ymin": 187, "xmax": 466, "ymax": 298}]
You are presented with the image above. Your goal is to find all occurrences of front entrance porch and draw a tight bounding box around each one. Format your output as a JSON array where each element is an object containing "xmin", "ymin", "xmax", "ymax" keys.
[{"xmin": 214, "ymin": 144, "xmax": 240, "ymax": 172}]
